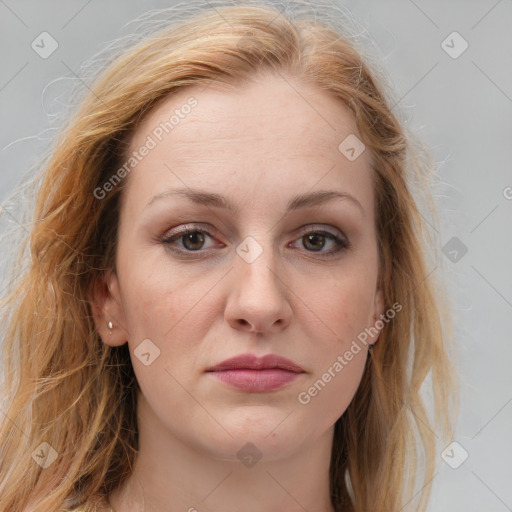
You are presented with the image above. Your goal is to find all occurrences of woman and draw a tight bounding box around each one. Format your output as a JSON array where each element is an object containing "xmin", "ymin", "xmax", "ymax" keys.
[{"xmin": 0, "ymin": 1, "xmax": 457, "ymax": 511}]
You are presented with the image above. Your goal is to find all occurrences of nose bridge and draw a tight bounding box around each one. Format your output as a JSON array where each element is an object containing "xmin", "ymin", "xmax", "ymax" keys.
[
  {"xmin": 225, "ymin": 233, "xmax": 291, "ymax": 333},
  {"xmin": 235, "ymin": 233, "xmax": 281, "ymax": 294}
]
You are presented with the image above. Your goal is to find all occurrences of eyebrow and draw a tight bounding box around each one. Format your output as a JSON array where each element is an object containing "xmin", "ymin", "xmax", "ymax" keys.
[{"xmin": 145, "ymin": 188, "xmax": 365, "ymax": 216}]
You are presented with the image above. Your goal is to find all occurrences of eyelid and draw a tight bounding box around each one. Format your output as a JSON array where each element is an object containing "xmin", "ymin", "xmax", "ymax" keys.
[
  {"xmin": 160, "ymin": 222, "xmax": 350, "ymax": 257},
  {"xmin": 161, "ymin": 223, "xmax": 346, "ymax": 243},
  {"xmin": 160, "ymin": 224, "xmax": 219, "ymax": 246},
  {"xmin": 294, "ymin": 223, "xmax": 347, "ymax": 241},
  {"xmin": 165, "ymin": 222, "xmax": 212, "ymax": 233}
]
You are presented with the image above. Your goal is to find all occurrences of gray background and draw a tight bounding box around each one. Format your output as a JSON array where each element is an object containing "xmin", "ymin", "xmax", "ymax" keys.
[{"xmin": 1, "ymin": 1, "xmax": 511, "ymax": 511}]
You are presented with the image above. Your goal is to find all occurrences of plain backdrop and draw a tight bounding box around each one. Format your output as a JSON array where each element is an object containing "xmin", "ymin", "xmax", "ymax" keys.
[{"xmin": 0, "ymin": 1, "xmax": 511, "ymax": 511}]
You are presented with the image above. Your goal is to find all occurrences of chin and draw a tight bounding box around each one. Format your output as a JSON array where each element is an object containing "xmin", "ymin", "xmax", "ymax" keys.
[{"xmin": 194, "ymin": 410, "xmax": 312, "ymax": 463}]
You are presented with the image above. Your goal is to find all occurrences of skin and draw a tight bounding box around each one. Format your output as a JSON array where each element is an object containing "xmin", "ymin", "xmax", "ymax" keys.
[{"xmin": 91, "ymin": 71, "xmax": 385, "ymax": 512}]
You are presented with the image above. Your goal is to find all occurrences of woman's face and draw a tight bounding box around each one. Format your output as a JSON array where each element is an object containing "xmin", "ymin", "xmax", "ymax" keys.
[{"xmin": 96, "ymin": 72, "xmax": 384, "ymax": 461}]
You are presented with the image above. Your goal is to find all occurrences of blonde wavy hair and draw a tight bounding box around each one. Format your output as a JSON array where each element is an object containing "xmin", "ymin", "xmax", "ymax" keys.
[{"xmin": 0, "ymin": 1, "xmax": 458, "ymax": 511}]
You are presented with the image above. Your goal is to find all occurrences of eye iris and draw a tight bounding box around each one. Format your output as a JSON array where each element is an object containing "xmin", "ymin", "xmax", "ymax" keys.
[
  {"xmin": 303, "ymin": 233, "xmax": 325, "ymax": 251},
  {"xmin": 183, "ymin": 232, "xmax": 205, "ymax": 250}
]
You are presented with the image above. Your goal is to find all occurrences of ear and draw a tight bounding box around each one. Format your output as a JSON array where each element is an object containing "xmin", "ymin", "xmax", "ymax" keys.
[
  {"xmin": 89, "ymin": 270, "xmax": 129, "ymax": 347},
  {"xmin": 369, "ymin": 286, "xmax": 386, "ymax": 346}
]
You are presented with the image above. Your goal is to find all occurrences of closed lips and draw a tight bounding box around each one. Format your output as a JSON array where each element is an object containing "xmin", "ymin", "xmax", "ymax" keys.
[
  {"xmin": 206, "ymin": 354, "xmax": 305, "ymax": 392},
  {"xmin": 206, "ymin": 353, "xmax": 305, "ymax": 373}
]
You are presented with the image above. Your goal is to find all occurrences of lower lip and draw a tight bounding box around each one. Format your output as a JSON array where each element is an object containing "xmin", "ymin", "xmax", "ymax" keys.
[{"xmin": 208, "ymin": 369, "xmax": 303, "ymax": 392}]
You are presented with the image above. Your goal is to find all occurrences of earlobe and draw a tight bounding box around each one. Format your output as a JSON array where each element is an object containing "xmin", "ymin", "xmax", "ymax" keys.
[
  {"xmin": 370, "ymin": 287, "xmax": 386, "ymax": 346},
  {"xmin": 374, "ymin": 287, "xmax": 385, "ymax": 320},
  {"xmin": 89, "ymin": 270, "xmax": 129, "ymax": 347}
]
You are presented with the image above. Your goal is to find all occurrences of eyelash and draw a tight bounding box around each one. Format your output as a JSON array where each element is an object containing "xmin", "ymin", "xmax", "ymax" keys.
[{"xmin": 160, "ymin": 224, "xmax": 350, "ymax": 259}]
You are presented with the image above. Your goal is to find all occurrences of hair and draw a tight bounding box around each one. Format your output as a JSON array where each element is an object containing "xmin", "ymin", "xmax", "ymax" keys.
[{"xmin": 0, "ymin": 1, "xmax": 458, "ymax": 511}]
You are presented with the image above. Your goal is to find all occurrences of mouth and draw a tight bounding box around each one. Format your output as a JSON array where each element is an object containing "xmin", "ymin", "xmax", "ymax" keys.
[{"xmin": 206, "ymin": 353, "xmax": 305, "ymax": 393}]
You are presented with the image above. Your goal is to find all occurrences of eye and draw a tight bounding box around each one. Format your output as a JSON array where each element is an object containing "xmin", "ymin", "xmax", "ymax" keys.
[
  {"xmin": 290, "ymin": 228, "xmax": 349, "ymax": 257},
  {"xmin": 161, "ymin": 225, "xmax": 218, "ymax": 254},
  {"xmin": 160, "ymin": 224, "xmax": 350, "ymax": 259}
]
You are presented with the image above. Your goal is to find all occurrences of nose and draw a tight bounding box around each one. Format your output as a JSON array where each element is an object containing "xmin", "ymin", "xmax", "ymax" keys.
[{"xmin": 224, "ymin": 242, "xmax": 292, "ymax": 335}]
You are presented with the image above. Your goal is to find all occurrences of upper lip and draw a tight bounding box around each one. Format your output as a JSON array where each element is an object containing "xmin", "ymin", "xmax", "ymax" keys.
[{"xmin": 206, "ymin": 354, "xmax": 305, "ymax": 373}]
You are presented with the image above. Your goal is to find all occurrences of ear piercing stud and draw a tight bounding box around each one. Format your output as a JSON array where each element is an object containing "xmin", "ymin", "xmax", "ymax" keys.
[{"xmin": 108, "ymin": 321, "xmax": 114, "ymax": 334}]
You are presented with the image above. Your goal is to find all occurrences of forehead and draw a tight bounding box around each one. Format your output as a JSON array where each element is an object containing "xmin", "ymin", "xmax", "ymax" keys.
[
  {"xmin": 123, "ymin": 73, "xmax": 374, "ymax": 214},
  {"xmin": 130, "ymin": 73, "xmax": 362, "ymax": 153}
]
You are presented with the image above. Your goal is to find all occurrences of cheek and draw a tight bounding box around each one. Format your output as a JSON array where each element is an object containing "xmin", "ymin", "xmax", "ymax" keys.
[
  {"xmin": 299, "ymin": 267, "xmax": 378, "ymax": 347},
  {"xmin": 117, "ymin": 253, "xmax": 223, "ymax": 383},
  {"xmin": 294, "ymin": 257, "xmax": 378, "ymax": 423},
  {"xmin": 295, "ymin": 278, "xmax": 373, "ymax": 426},
  {"xmin": 119, "ymin": 265, "xmax": 208, "ymax": 414},
  {"xmin": 117, "ymin": 245, "xmax": 206, "ymax": 339},
  {"xmin": 297, "ymin": 349, "xmax": 368, "ymax": 437}
]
